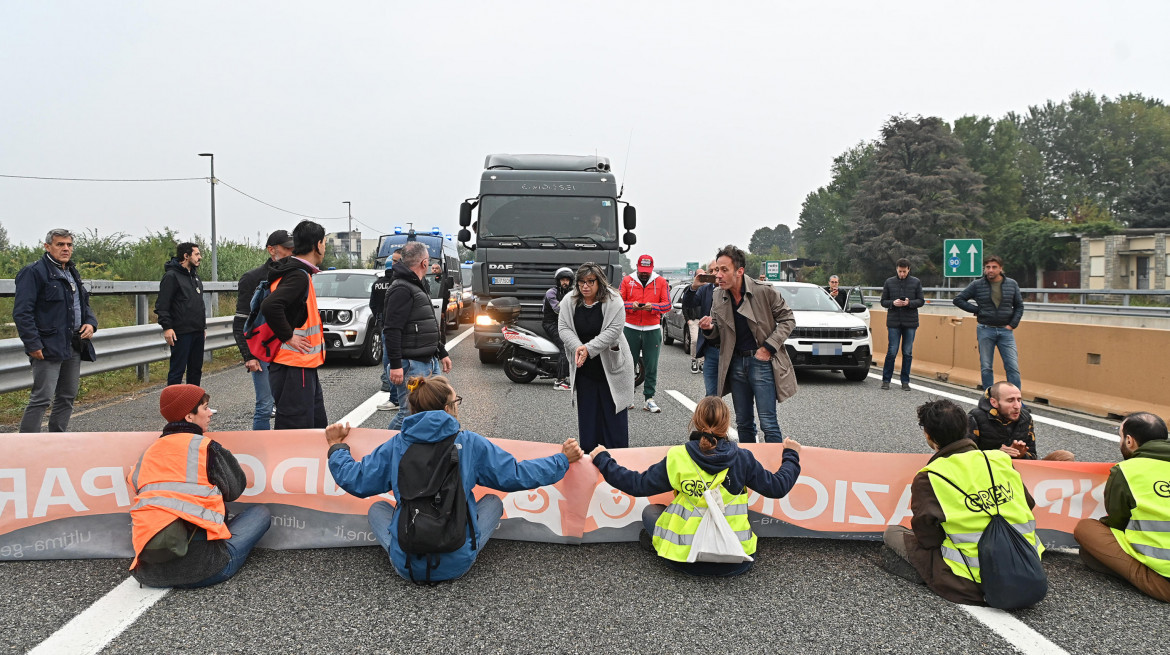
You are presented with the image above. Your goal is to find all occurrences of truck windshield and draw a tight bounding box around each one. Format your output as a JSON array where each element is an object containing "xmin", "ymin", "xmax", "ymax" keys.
[{"xmin": 479, "ymin": 195, "xmax": 618, "ymax": 242}]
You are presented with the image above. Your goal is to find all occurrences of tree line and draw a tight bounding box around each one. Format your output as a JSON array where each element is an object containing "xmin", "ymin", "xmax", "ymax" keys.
[{"xmin": 749, "ymin": 91, "xmax": 1170, "ymax": 286}]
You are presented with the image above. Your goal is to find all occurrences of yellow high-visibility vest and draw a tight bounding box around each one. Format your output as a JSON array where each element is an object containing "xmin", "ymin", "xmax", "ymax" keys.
[
  {"xmin": 1111, "ymin": 457, "xmax": 1170, "ymax": 577},
  {"xmin": 652, "ymin": 446, "xmax": 756, "ymax": 562}
]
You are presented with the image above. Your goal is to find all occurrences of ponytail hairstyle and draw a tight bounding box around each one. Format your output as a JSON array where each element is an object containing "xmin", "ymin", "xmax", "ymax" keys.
[
  {"xmin": 405, "ymin": 375, "xmax": 456, "ymax": 414},
  {"xmin": 689, "ymin": 396, "xmax": 731, "ymax": 453}
]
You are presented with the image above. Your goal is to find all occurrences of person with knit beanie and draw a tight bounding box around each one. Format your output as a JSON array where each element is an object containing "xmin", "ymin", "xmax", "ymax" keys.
[{"xmin": 126, "ymin": 384, "xmax": 271, "ymax": 588}]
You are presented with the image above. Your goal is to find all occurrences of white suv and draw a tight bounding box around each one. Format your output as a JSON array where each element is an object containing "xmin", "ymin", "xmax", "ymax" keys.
[
  {"xmin": 312, "ymin": 269, "xmax": 381, "ymax": 366},
  {"xmin": 772, "ymin": 281, "xmax": 871, "ymax": 382}
]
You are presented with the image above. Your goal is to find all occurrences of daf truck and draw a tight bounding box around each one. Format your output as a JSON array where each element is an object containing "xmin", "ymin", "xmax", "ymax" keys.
[{"xmin": 458, "ymin": 153, "xmax": 637, "ymax": 363}]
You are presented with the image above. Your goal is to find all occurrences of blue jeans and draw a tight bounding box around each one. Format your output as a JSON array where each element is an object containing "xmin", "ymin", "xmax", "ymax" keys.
[
  {"xmin": 176, "ymin": 505, "xmax": 272, "ymax": 589},
  {"xmin": 641, "ymin": 504, "xmax": 754, "ymax": 577},
  {"xmin": 250, "ymin": 360, "xmax": 273, "ymax": 431},
  {"xmin": 702, "ymin": 348, "xmax": 720, "ymax": 397},
  {"xmin": 389, "ymin": 357, "xmax": 440, "ymax": 430},
  {"xmin": 728, "ymin": 353, "xmax": 782, "ymax": 444},
  {"xmin": 882, "ymin": 326, "xmax": 916, "ymax": 385},
  {"xmin": 367, "ymin": 496, "xmax": 504, "ymax": 580},
  {"xmin": 976, "ymin": 325, "xmax": 1021, "ymax": 390},
  {"xmin": 380, "ymin": 343, "xmax": 400, "ymax": 403}
]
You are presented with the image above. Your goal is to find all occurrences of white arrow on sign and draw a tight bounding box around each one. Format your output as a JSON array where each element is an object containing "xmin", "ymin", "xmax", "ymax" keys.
[
  {"xmin": 967, "ymin": 244, "xmax": 979, "ymax": 272},
  {"xmin": 949, "ymin": 244, "xmax": 960, "ymax": 271}
]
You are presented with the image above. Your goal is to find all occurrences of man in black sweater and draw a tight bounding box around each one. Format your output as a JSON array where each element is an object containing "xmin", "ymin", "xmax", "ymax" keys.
[
  {"xmin": 383, "ymin": 241, "xmax": 452, "ymax": 430},
  {"xmin": 231, "ymin": 230, "xmax": 293, "ymax": 430},
  {"xmin": 953, "ymin": 255, "xmax": 1024, "ymax": 391},
  {"xmin": 879, "ymin": 258, "xmax": 924, "ymax": 390},
  {"xmin": 155, "ymin": 242, "xmax": 207, "ymax": 386}
]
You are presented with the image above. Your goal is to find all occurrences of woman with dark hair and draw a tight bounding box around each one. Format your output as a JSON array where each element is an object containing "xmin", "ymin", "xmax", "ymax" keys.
[
  {"xmin": 590, "ymin": 396, "xmax": 802, "ymax": 576},
  {"xmin": 558, "ymin": 262, "xmax": 636, "ymax": 451},
  {"xmin": 326, "ymin": 375, "xmax": 583, "ymax": 582}
]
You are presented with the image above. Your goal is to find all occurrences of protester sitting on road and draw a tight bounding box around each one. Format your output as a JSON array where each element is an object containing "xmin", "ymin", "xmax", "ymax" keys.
[
  {"xmin": 1074, "ymin": 412, "xmax": 1170, "ymax": 603},
  {"xmin": 881, "ymin": 399, "xmax": 1044, "ymax": 606},
  {"xmin": 559, "ymin": 262, "xmax": 635, "ymax": 451},
  {"xmin": 326, "ymin": 375, "xmax": 584, "ymax": 583},
  {"xmin": 590, "ymin": 396, "xmax": 801, "ymax": 576},
  {"xmin": 127, "ymin": 384, "xmax": 271, "ymax": 588},
  {"xmin": 542, "ymin": 267, "xmax": 575, "ymax": 391},
  {"xmin": 968, "ymin": 382, "xmax": 1074, "ymax": 461}
]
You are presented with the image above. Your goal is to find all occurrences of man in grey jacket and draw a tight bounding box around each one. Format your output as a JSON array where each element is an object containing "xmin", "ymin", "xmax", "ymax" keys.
[
  {"xmin": 953, "ymin": 255, "xmax": 1024, "ymax": 390},
  {"xmin": 698, "ymin": 244, "xmax": 796, "ymax": 443}
]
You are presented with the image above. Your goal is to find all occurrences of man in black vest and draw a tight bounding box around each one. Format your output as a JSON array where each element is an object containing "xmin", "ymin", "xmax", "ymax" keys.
[
  {"xmin": 879, "ymin": 258, "xmax": 924, "ymax": 390},
  {"xmin": 383, "ymin": 241, "xmax": 452, "ymax": 430},
  {"xmin": 372, "ymin": 248, "xmax": 403, "ymax": 409}
]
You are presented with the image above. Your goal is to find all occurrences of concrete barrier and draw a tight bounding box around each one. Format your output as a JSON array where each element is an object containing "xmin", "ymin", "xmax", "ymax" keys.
[{"xmin": 870, "ymin": 310, "xmax": 1170, "ymax": 420}]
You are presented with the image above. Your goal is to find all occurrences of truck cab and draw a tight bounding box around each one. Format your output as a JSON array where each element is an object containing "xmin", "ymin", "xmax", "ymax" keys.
[{"xmin": 458, "ymin": 154, "xmax": 637, "ymax": 363}]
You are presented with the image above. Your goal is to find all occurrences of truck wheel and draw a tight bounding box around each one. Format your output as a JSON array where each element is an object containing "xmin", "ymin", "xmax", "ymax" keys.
[
  {"xmin": 356, "ymin": 321, "xmax": 382, "ymax": 366},
  {"xmin": 479, "ymin": 348, "xmax": 498, "ymax": 364}
]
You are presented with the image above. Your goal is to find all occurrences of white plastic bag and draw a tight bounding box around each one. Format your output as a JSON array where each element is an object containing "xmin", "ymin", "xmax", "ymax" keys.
[{"xmin": 685, "ymin": 487, "xmax": 753, "ymax": 564}]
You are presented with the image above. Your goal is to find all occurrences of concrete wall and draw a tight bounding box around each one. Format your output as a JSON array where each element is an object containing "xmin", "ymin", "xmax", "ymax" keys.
[{"xmin": 871, "ymin": 309, "xmax": 1170, "ymax": 420}]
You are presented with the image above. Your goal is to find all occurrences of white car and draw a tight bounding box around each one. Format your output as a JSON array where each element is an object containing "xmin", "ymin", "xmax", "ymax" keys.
[
  {"xmin": 772, "ymin": 281, "xmax": 872, "ymax": 382},
  {"xmin": 312, "ymin": 269, "xmax": 382, "ymax": 366}
]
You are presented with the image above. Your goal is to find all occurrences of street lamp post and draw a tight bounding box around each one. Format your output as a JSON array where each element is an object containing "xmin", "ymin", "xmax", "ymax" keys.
[
  {"xmin": 343, "ymin": 200, "xmax": 352, "ymax": 265},
  {"xmin": 198, "ymin": 153, "xmax": 218, "ymax": 283}
]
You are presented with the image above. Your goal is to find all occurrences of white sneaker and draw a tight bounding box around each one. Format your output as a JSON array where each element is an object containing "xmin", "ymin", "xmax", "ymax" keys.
[
  {"xmin": 644, "ymin": 398, "xmax": 661, "ymax": 413},
  {"xmin": 377, "ymin": 400, "xmax": 399, "ymax": 411},
  {"xmin": 553, "ymin": 380, "xmax": 571, "ymax": 391}
]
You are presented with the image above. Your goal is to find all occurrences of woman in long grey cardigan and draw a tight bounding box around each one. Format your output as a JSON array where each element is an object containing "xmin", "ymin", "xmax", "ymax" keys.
[{"xmin": 559, "ymin": 262, "xmax": 636, "ymax": 451}]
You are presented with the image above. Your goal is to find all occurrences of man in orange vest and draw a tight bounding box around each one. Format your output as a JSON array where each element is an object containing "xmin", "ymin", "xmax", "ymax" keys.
[
  {"xmin": 128, "ymin": 384, "xmax": 270, "ymax": 588},
  {"xmin": 261, "ymin": 220, "xmax": 329, "ymax": 429}
]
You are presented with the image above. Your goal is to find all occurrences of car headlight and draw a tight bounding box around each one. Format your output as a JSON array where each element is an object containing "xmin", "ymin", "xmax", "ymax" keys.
[
  {"xmin": 850, "ymin": 326, "xmax": 868, "ymax": 338},
  {"xmin": 336, "ymin": 310, "xmax": 353, "ymax": 324}
]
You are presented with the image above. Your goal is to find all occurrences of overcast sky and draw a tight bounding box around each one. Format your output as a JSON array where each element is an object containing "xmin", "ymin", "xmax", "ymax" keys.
[{"xmin": 3, "ymin": 1, "xmax": 1168, "ymax": 268}]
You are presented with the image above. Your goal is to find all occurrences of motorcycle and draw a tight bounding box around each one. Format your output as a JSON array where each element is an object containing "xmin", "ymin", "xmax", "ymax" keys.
[{"xmin": 485, "ymin": 297, "xmax": 645, "ymax": 386}]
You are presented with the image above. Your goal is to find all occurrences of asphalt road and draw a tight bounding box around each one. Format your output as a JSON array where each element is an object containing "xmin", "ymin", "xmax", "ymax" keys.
[{"xmin": 2, "ymin": 325, "xmax": 1162, "ymax": 654}]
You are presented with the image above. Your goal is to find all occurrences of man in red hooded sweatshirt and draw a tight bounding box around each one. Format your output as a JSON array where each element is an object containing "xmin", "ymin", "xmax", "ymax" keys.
[{"xmin": 620, "ymin": 254, "xmax": 671, "ymax": 413}]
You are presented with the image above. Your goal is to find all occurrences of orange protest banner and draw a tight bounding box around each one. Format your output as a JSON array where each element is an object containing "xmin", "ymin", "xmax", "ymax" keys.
[{"xmin": 0, "ymin": 429, "xmax": 1111, "ymax": 560}]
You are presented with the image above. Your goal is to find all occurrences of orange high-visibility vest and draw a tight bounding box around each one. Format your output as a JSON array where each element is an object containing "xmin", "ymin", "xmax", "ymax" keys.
[
  {"xmin": 127, "ymin": 433, "xmax": 231, "ymax": 569},
  {"xmin": 271, "ymin": 274, "xmax": 325, "ymax": 368}
]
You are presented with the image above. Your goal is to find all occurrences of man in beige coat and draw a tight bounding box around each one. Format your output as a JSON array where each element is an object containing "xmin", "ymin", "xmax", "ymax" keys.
[{"xmin": 698, "ymin": 244, "xmax": 796, "ymax": 443}]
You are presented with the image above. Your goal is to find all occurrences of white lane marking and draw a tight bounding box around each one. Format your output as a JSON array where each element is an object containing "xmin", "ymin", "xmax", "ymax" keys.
[
  {"xmin": 33, "ymin": 326, "xmax": 476, "ymax": 652},
  {"xmin": 959, "ymin": 605, "xmax": 1071, "ymax": 655},
  {"xmin": 341, "ymin": 326, "xmax": 473, "ymax": 428},
  {"xmin": 665, "ymin": 389, "xmax": 739, "ymax": 441},
  {"xmin": 29, "ymin": 577, "xmax": 170, "ymax": 655},
  {"xmin": 870, "ymin": 373, "xmax": 1119, "ymax": 443}
]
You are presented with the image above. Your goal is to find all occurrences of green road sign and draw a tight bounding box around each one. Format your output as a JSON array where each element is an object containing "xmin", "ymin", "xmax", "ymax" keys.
[
  {"xmin": 764, "ymin": 260, "xmax": 783, "ymax": 281},
  {"xmin": 686, "ymin": 261, "xmax": 699, "ymax": 277},
  {"xmin": 944, "ymin": 239, "xmax": 983, "ymax": 277}
]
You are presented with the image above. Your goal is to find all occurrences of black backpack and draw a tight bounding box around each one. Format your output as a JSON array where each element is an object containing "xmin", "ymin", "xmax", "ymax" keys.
[
  {"xmin": 926, "ymin": 453, "xmax": 1048, "ymax": 609},
  {"xmin": 396, "ymin": 432, "xmax": 475, "ymax": 584}
]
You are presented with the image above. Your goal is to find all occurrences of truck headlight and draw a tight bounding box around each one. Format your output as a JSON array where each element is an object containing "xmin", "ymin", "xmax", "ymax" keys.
[
  {"xmin": 476, "ymin": 314, "xmax": 497, "ymax": 326},
  {"xmin": 336, "ymin": 310, "xmax": 353, "ymax": 324}
]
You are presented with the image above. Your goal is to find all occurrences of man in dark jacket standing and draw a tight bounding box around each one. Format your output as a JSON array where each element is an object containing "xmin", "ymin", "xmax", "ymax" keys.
[
  {"xmin": 879, "ymin": 258, "xmax": 924, "ymax": 390},
  {"xmin": 682, "ymin": 259, "xmax": 720, "ymax": 396},
  {"xmin": 14, "ymin": 228, "xmax": 98, "ymax": 433},
  {"xmin": 155, "ymin": 242, "xmax": 207, "ymax": 386},
  {"xmin": 231, "ymin": 230, "xmax": 293, "ymax": 430},
  {"xmin": 261, "ymin": 221, "xmax": 328, "ymax": 430},
  {"xmin": 372, "ymin": 248, "xmax": 403, "ymax": 410},
  {"xmin": 383, "ymin": 241, "xmax": 452, "ymax": 431},
  {"xmin": 953, "ymin": 255, "xmax": 1024, "ymax": 391}
]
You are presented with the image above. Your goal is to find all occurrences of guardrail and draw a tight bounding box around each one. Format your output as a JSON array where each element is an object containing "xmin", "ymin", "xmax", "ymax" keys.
[
  {"xmin": 0, "ymin": 279, "xmax": 241, "ymax": 393},
  {"xmin": 855, "ymin": 286, "xmax": 1170, "ymax": 319}
]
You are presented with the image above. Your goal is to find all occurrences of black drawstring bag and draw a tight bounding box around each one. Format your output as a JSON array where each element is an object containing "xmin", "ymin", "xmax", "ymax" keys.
[{"xmin": 927, "ymin": 453, "xmax": 1048, "ymax": 609}]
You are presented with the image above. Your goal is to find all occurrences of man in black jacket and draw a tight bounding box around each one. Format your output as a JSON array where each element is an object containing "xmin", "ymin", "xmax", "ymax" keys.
[
  {"xmin": 824, "ymin": 275, "xmax": 848, "ymax": 310},
  {"xmin": 879, "ymin": 258, "xmax": 924, "ymax": 390},
  {"xmin": 155, "ymin": 242, "xmax": 207, "ymax": 386},
  {"xmin": 14, "ymin": 228, "xmax": 98, "ymax": 433},
  {"xmin": 231, "ymin": 230, "xmax": 293, "ymax": 430},
  {"xmin": 383, "ymin": 241, "xmax": 452, "ymax": 430},
  {"xmin": 968, "ymin": 382, "xmax": 1074, "ymax": 461},
  {"xmin": 953, "ymin": 255, "xmax": 1024, "ymax": 390},
  {"xmin": 372, "ymin": 248, "xmax": 402, "ymax": 408}
]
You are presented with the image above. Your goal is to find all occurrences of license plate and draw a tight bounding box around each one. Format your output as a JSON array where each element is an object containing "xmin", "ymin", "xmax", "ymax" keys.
[
  {"xmin": 491, "ymin": 277, "xmax": 514, "ymax": 285},
  {"xmin": 812, "ymin": 343, "xmax": 842, "ymax": 356}
]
